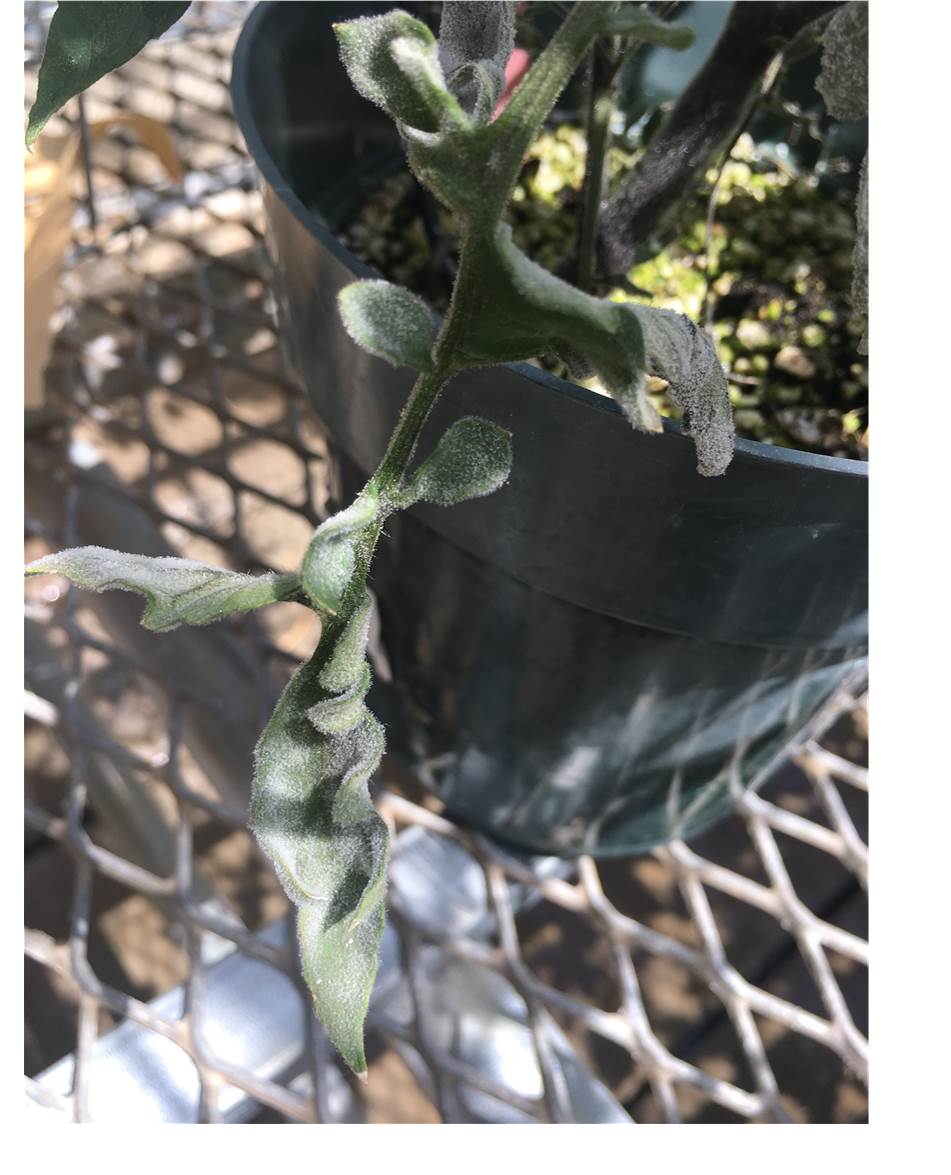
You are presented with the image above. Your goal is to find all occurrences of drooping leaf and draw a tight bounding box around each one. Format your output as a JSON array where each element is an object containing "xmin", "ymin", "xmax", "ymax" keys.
[
  {"xmin": 338, "ymin": 280, "xmax": 436, "ymax": 371},
  {"xmin": 251, "ymin": 590, "xmax": 387, "ymax": 1077},
  {"xmin": 451, "ymin": 222, "xmax": 733, "ymax": 474},
  {"xmin": 456, "ymin": 222, "xmax": 661, "ymax": 432},
  {"xmin": 399, "ymin": 417, "xmax": 512, "ymax": 507},
  {"xmin": 301, "ymin": 495, "xmax": 379, "ymax": 616},
  {"xmin": 625, "ymin": 306, "xmax": 735, "ymax": 477},
  {"xmin": 24, "ymin": 547, "xmax": 300, "ymax": 631},
  {"xmin": 438, "ymin": 1, "xmax": 517, "ymax": 120},
  {"xmin": 333, "ymin": 10, "xmax": 466, "ymax": 133},
  {"xmin": 26, "ymin": 2, "xmax": 191, "ymax": 146}
]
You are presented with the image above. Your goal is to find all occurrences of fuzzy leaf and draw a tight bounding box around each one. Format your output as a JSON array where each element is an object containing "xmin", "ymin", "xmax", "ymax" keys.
[
  {"xmin": 399, "ymin": 417, "xmax": 512, "ymax": 507},
  {"xmin": 338, "ymin": 280, "xmax": 435, "ymax": 371},
  {"xmin": 438, "ymin": 1, "xmax": 516, "ymax": 120},
  {"xmin": 816, "ymin": 2, "xmax": 868, "ymax": 121},
  {"xmin": 457, "ymin": 223, "xmax": 660, "ymax": 430},
  {"xmin": 309, "ymin": 661, "xmax": 372, "ymax": 735},
  {"xmin": 852, "ymin": 153, "xmax": 868, "ymax": 353},
  {"xmin": 334, "ymin": 10, "xmax": 465, "ymax": 133},
  {"xmin": 26, "ymin": 2, "xmax": 190, "ymax": 146},
  {"xmin": 319, "ymin": 592, "xmax": 374, "ymax": 693},
  {"xmin": 816, "ymin": 3, "xmax": 868, "ymax": 351},
  {"xmin": 301, "ymin": 496, "xmax": 378, "ymax": 616},
  {"xmin": 626, "ymin": 307, "xmax": 735, "ymax": 477},
  {"xmin": 251, "ymin": 607, "xmax": 387, "ymax": 1077},
  {"xmin": 25, "ymin": 547, "xmax": 299, "ymax": 631}
]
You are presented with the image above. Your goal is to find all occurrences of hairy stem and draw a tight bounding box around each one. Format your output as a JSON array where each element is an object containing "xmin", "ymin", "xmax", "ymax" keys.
[
  {"xmin": 370, "ymin": 366, "xmax": 451, "ymax": 497},
  {"xmin": 484, "ymin": 1, "xmax": 612, "ymax": 223}
]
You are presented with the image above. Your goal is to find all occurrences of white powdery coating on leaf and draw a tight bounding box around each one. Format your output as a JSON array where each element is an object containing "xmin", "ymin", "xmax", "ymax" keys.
[
  {"xmin": 334, "ymin": 10, "xmax": 436, "ymax": 127},
  {"xmin": 308, "ymin": 661, "xmax": 372, "ymax": 734},
  {"xmin": 301, "ymin": 495, "xmax": 378, "ymax": 615},
  {"xmin": 250, "ymin": 629, "xmax": 388, "ymax": 1075},
  {"xmin": 338, "ymin": 279, "xmax": 435, "ymax": 371},
  {"xmin": 816, "ymin": 2, "xmax": 868, "ymax": 121},
  {"xmin": 404, "ymin": 416, "xmax": 512, "ymax": 506},
  {"xmin": 816, "ymin": 4, "xmax": 868, "ymax": 351},
  {"xmin": 389, "ymin": 33, "xmax": 458, "ymax": 124},
  {"xmin": 24, "ymin": 546, "xmax": 297, "ymax": 630},
  {"xmin": 853, "ymin": 153, "xmax": 868, "ymax": 353},
  {"xmin": 627, "ymin": 307, "xmax": 735, "ymax": 477},
  {"xmin": 319, "ymin": 591, "xmax": 374, "ymax": 692}
]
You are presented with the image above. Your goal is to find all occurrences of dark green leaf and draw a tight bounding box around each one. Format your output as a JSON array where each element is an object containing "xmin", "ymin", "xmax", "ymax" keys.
[
  {"xmin": 26, "ymin": 2, "xmax": 191, "ymax": 145},
  {"xmin": 456, "ymin": 223, "xmax": 661, "ymax": 432},
  {"xmin": 25, "ymin": 547, "xmax": 300, "ymax": 631},
  {"xmin": 338, "ymin": 280, "xmax": 436, "ymax": 371},
  {"xmin": 399, "ymin": 417, "xmax": 512, "ymax": 507},
  {"xmin": 450, "ymin": 224, "xmax": 735, "ymax": 474}
]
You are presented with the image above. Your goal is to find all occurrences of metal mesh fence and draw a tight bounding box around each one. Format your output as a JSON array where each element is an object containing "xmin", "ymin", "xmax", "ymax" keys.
[{"xmin": 24, "ymin": 4, "xmax": 868, "ymax": 1124}]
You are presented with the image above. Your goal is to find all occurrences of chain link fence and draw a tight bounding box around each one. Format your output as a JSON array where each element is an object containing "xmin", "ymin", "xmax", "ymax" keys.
[{"xmin": 24, "ymin": 4, "xmax": 868, "ymax": 1124}]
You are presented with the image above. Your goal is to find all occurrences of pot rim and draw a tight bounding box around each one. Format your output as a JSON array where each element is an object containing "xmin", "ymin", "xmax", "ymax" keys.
[{"xmin": 230, "ymin": 0, "xmax": 868, "ymax": 483}]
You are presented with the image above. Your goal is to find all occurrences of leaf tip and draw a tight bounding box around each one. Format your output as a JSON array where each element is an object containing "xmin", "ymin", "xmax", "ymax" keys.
[
  {"xmin": 668, "ymin": 27, "xmax": 694, "ymax": 51},
  {"xmin": 24, "ymin": 556, "xmax": 53, "ymax": 577}
]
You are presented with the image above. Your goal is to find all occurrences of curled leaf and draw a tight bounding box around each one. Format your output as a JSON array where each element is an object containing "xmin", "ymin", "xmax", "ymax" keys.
[
  {"xmin": 334, "ymin": 10, "xmax": 466, "ymax": 133},
  {"xmin": 626, "ymin": 306, "xmax": 735, "ymax": 477},
  {"xmin": 309, "ymin": 661, "xmax": 372, "ymax": 735},
  {"xmin": 399, "ymin": 416, "xmax": 512, "ymax": 507},
  {"xmin": 25, "ymin": 547, "xmax": 300, "ymax": 631},
  {"xmin": 252, "ymin": 605, "xmax": 388, "ymax": 1077},
  {"xmin": 319, "ymin": 591, "xmax": 374, "ymax": 693},
  {"xmin": 457, "ymin": 223, "xmax": 660, "ymax": 431},
  {"xmin": 438, "ymin": 1, "xmax": 517, "ymax": 120},
  {"xmin": 301, "ymin": 496, "xmax": 379, "ymax": 616},
  {"xmin": 338, "ymin": 280, "xmax": 435, "ymax": 371},
  {"xmin": 26, "ymin": 1, "xmax": 191, "ymax": 146}
]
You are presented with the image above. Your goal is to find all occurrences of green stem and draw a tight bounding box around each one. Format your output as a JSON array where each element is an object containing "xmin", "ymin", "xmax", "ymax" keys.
[
  {"xmin": 317, "ymin": 237, "xmax": 487, "ymax": 643},
  {"xmin": 310, "ymin": 2, "xmax": 641, "ymax": 647},
  {"xmin": 370, "ymin": 366, "xmax": 450, "ymax": 496},
  {"xmin": 484, "ymin": 1, "xmax": 613, "ymax": 223}
]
